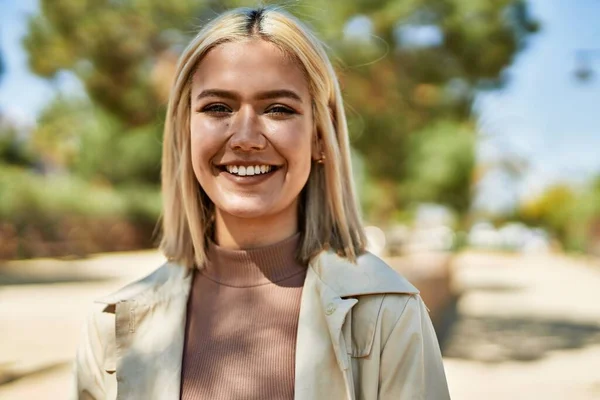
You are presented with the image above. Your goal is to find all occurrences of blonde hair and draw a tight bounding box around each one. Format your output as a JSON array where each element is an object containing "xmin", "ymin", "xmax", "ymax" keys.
[{"xmin": 160, "ymin": 6, "xmax": 366, "ymax": 268}]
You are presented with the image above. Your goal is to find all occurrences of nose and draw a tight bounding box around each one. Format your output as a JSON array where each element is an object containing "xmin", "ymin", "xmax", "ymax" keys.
[{"xmin": 228, "ymin": 105, "xmax": 267, "ymax": 152}]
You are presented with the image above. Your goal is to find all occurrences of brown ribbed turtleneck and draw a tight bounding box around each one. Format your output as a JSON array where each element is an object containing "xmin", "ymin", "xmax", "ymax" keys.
[{"xmin": 180, "ymin": 234, "xmax": 307, "ymax": 400}]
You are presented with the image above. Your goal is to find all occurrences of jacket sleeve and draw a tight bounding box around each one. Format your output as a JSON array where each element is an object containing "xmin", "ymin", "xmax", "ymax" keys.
[
  {"xmin": 378, "ymin": 294, "xmax": 451, "ymax": 399},
  {"xmin": 72, "ymin": 304, "xmax": 110, "ymax": 400}
]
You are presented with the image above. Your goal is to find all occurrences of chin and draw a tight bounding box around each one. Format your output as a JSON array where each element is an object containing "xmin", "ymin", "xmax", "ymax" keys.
[
  {"xmin": 224, "ymin": 207, "xmax": 270, "ymax": 219},
  {"xmin": 219, "ymin": 199, "xmax": 276, "ymax": 220}
]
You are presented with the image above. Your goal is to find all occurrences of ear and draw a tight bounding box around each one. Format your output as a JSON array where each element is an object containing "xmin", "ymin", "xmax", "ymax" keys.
[
  {"xmin": 311, "ymin": 133, "xmax": 323, "ymax": 162},
  {"xmin": 310, "ymin": 104, "xmax": 327, "ymax": 163}
]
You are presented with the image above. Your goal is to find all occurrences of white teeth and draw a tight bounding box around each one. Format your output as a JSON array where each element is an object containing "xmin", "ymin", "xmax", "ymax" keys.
[{"xmin": 224, "ymin": 164, "xmax": 274, "ymax": 177}]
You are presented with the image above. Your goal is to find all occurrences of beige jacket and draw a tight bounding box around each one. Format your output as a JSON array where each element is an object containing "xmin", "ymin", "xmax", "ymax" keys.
[{"xmin": 73, "ymin": 250, "xmax": 451, "ymax": 399}]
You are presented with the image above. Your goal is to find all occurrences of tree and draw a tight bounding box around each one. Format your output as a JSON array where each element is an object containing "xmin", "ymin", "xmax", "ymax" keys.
[
  {"xmin": 30, "ymin": 96, "xmax": 162, "ymax": 184},
  {"xmin": 0, "ymin": 119, "xmax": 35, "ymax": 167},
  {"xmin": 24, "ymin": 0, "xmax": 211, "ymax": 128},
  {"xmin": 517, "ymin": 182, "xmax": 600, "ymax": 252},
  {"xmin": 291, "ymin": 0, "xmax": 537, "ymax": 218},
  {"xmin": 24, "ymin": 0, "xmax": 538, "ymax": 218},
  {"xmin": 1, "ymin": 40, "xmax": 35, "ymax": 168}
]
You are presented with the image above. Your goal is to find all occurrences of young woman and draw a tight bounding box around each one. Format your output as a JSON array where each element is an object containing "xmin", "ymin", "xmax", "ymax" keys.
[{"xmin": 74, "ymin": 6, "xmax": 450, "ymax": 400}]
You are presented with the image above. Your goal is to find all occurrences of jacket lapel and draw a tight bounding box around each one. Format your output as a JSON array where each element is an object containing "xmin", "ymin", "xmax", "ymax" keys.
[
  {"xmin": 294, "ymin": 267, "xmax": 358, "ymax": 400},
  {"xmin": 295, "ymin": 251, "xmax": 420, "ymax": 400},
  {"xmin": 96, "ymin": 264, "xmax": 193, "ymax": 400}
]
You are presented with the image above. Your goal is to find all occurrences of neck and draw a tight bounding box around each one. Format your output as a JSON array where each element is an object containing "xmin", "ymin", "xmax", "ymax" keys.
[{"xmin": 214, "ymin": 206, "xmax": 299, "ymax": 249}]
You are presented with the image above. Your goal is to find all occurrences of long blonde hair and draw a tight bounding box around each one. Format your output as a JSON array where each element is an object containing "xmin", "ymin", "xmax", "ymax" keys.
[{"xmin": 160, "ymin": 6, "xmax": 366, "ymax": 268}]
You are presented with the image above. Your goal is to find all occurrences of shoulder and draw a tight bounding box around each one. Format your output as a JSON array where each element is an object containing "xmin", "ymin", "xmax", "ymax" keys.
[
  {"xmin": 312, "ymin": 249, "xmax": 419, "ymax": 297},
  {"xmin": 311, "ymin": 251, "xmax": 429, "ymax": 357},
  {"xmin": 95, "ymin": 261, "xmax": 192, "ymax": 306},
  {"xmin": 77, "ymin": 262, "xmax": 192, "ymax": 373}
]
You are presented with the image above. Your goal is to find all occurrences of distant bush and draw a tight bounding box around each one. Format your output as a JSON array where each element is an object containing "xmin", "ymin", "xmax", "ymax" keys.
[
  {"xmin": 0, "ymin": 118, "xmax": 36, "ymax": 167},
  {"xmin": 518, "ymin": 183, "xmax": 600, "ymax": 253},
  {"xmin": 30, "ymin": 97, "xmax": 162, "ymax": 186},
  {"xmin": 0, "ymin": 165, "xmax": 161, "ymax": 259}
]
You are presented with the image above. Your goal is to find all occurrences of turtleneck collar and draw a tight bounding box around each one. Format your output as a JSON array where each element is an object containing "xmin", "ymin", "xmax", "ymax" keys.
[{"xmin": 201, "ymin": 233, "xmax": 306, "ymax": 287}]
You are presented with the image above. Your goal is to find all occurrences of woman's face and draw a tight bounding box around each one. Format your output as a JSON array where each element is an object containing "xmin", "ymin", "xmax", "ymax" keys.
[{"xmin": 190, "ymin": 39, "xmax": 315, "ymax": 225}]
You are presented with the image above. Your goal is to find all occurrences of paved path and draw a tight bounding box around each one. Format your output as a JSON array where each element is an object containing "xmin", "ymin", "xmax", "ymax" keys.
[
  {"xmin": 0, "ymin": 251, "xmax": 164, "ymax": 398},
  {"xmin": 0, "ymin": 250, "xmax": 599, "ymax": 399},
  {"xmin": 444, "ymin": 251, "xmax": 600, "ymax": 399}
]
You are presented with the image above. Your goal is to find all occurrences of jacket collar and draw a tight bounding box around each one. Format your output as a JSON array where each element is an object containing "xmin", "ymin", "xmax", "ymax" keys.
[
  {"xmin": 95, "ymin": 250, "xmax": 418, "ymax": 306},
  {"xmin": 95, "ymin": 261, "xmax": 193, "ymax": 306},
  {"xmin": 311, "ymin": 250, "xmax": 419, "ymax": 297}
]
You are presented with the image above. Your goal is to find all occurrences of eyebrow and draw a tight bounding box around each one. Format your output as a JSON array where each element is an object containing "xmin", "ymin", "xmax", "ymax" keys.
[{"xmin": 195, "ymin": 89, "xmax": 303, "ymax": 103}]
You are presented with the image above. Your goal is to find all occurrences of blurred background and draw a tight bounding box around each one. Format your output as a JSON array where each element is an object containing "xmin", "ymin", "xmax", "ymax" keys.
[{"xmin": 0, "ymin": 0, "xmax": 599, "ymax": 398}]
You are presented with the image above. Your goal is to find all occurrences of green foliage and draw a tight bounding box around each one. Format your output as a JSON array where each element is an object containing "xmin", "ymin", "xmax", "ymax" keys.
[
  {"xmin": 0, "ymin": 121, "xmax": 36, "ymax": 167},
  {"xmin": 30, "ymin": 97, "xmax": 89, "ymax": 169},
  {"xmin": 31, "ymin": 97, "xmax": 162, "ymax": 184},
  {"xmin": 24, "ymin": 0, "xmax": 209, "ymax": 127},
  {"xmin": 0, "ymin": 164, "xmax": 161, "ymax": 225},
  {"xmin": 403, "ymin": 120, "xmax": 476, "ymax": 213},
  {"xmin": 0, "ymin": 165, "xmax": 120, "ymax": 224},
  {"xmin": 0, "ymin": 164, "xmax": 161, "ymax": 258},
  {"xmin": 21, "ymin": 0, "xmax": 538, "ymax": 226},
  {"xmin": 329, "ymin": 0, "xmax": 536, "ymax": 178},
  {"xmin": 73, "ymin": 114, "xmax": 163, "ymax": 185},
  {"xmin": 268, "ymin": 0, "xmax": 534, "ymax": 218},
  {"xmin": 519, "ymin": 185, "xmax": 575, "ymax": 231},
  {"xmin": 518, "ymin": 183, "xmax": 600, "ymax": 252}
]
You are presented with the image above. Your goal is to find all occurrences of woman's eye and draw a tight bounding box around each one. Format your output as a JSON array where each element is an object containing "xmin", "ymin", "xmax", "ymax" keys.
[
  {"xmin": 267, "ymin": 106, "xmax": 295, "ymax": 116},
  {"xmin": 202, "ymin": 104, "xmax": 231, "ymax": 114}
]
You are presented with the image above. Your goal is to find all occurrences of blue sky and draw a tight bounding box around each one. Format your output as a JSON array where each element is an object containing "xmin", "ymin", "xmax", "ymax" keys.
[
  {"xmin": 473, "ymin": 0, "xmax": 600, "ymax": 211},
  {"xmin": 0, "ymin": 0, "xmax": 82, "ymax": 125},
  {"xmin": 0, "ymin": 0, "xmax": 52, "ymax": 123},
  {"xmin": 1, "ymin": 0, "xmax": 599, "ymax": 212}
]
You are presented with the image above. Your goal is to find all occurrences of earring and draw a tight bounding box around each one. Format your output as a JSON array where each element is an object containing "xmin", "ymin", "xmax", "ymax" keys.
[{"xmin": 316, "ymin": 153, "xmax": 326, "ymax": 164}]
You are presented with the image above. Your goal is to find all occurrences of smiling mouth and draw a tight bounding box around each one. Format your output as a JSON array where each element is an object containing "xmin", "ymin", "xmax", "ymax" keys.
[{"xmin": 216, "ymin": 164, "xmax": 280, "ymax": 177}]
